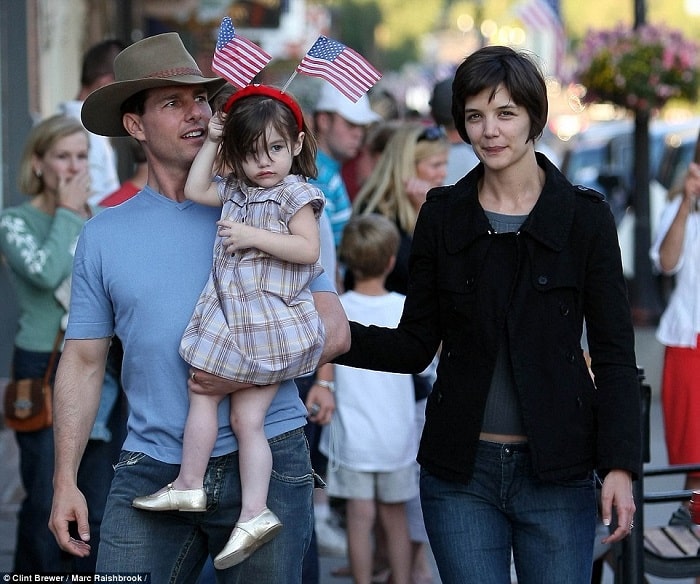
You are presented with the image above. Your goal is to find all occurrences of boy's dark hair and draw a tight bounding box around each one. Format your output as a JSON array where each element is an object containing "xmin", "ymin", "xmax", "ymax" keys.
[
  {"xmin": 219, "ymin": 94, "xmax": 318, "ymax": 180},
  {"xmin": 339, "ymin": 214, "xmax": 400, "ymax": 281},
  {"xmin": 81, "ymin": 39, "xmax": 125, "ymax": 87},
  {"xmin": 451, "ymin": 45, "xmax": 548, "ymax": 145}
]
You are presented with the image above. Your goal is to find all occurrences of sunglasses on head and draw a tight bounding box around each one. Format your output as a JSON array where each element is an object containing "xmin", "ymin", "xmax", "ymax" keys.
[{"xmin": 419, "ymin": 126, "xmax": 446, "ymax": 141}]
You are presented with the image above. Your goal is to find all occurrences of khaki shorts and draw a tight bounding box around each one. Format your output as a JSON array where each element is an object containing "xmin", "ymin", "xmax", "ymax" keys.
[{"xmin": 326, "ymin": 463, "xmax": 418, "ymax": 503}]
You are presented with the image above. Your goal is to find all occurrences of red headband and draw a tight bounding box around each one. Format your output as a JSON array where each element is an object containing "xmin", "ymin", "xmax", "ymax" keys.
[{"xmin": 223, "ymin": 85, "xmax": 304, "ymax": 131}]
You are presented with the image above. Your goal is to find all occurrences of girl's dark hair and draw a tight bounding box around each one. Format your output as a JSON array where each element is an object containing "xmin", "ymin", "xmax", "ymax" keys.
[
  {"xmin": 451, "ymin": 45, "xmax": 548, "ymax": 145},
  {"xmin": 218, "ymin": 94, "xmax": 318, "ymax": 181}
]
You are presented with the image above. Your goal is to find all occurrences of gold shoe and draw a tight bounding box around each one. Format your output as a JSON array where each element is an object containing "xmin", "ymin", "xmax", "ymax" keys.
[
  {"xmin": 132, "ymin": 483, "xmax": 206, "ymax": 512},
  {"xmin": 213, "ymin": 508, "xmax": 283, "ymax": 570}
]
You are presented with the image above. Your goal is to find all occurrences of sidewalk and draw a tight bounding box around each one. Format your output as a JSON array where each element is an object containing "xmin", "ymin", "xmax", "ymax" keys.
[{"xmin": 0, "ymin": 327, "xmax": 692, "ymax": 582}]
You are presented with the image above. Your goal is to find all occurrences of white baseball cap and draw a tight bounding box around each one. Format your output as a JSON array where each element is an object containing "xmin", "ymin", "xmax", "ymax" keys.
[{"xmin": 314, "ymin": 83, "xmax": 382, "ymax": 126}]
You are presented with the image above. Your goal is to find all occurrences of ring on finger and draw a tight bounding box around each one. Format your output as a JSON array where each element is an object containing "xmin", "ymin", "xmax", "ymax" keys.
[{"xmin": 190, "ymin": 371, "xmax": 197, "ymax": 382}]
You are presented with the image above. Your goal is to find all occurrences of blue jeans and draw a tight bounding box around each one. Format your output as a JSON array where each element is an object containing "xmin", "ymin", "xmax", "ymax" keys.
[
  {"xmin": 420, "ymin": 441, "xmax": 597, "ymax": 584},
  {"xmin": 12, "ymin": 347, "xmax": 124, "ymax": 574},
  {"xmin": 97, "ymin": 427, "xmax": 314, "ymax": 583}
]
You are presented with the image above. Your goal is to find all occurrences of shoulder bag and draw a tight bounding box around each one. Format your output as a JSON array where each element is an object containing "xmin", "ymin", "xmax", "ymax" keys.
[{"xmin": 3, "ymin": 330, "xmax": 62, "ymax": 432}]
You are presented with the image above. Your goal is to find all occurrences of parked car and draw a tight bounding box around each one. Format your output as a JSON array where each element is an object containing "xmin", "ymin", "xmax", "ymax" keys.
[{"xmin": 559, "ymin": 118, "xmax": 700, "ymax": 226}]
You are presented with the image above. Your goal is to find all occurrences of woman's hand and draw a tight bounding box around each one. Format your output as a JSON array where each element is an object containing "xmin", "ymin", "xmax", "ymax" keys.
[
  {"xmin": 600, "ymin": 469, "xmax": 636, "ymax": 544},
  {"xmin": 404, "ymin": 177, "xmax": 433, "ymax": 210},
  {"xmin": 57, "ymin": 168, "xmax": 91, "ymax": 213},
  {"xmin": 682, "ymin": 162, "xmax": 700, "ymax": 210}
]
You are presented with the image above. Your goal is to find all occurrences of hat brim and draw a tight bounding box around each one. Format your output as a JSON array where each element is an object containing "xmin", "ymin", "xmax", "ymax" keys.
[{"xmin": 82, "ymin": 76, "xmax": 227, "ymax": 137}]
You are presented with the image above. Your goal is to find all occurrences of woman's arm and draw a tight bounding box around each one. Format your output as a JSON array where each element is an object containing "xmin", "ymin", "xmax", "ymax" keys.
[
  {"xmin": 584, "ymin": 202, "xmax": 641, "ymax": 478},
  {"xmin": 657, "ymin": 162, "xmax": 700, "ymax": 272},
  {"xmin": 219, "ymin": 203, "xmax": 320, "ymax": 264},
  {"xmin": 0, "ymin": 209, "xmax": 83, "ymax": 289},
  {"xmin": 335, "ymin": 199, "xmax": 444, "ymax": 373},
  {"xmin": 184, "ymin": 113, "xmax": 225, "ymax": 207}
]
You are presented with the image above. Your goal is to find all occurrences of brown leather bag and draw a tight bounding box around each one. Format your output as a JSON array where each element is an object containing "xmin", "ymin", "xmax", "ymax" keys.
[{"xmin": 3, "ymin": 331, "xmax": 61, "ymax": 432}]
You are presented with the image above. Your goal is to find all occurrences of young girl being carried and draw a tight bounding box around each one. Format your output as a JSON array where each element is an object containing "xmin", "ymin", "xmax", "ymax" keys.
[{"xmin": 132, "ymin": 85, "xmax": 326, "ymax": 570}]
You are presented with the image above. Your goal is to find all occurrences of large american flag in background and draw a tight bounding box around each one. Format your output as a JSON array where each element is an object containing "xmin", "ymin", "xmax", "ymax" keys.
[
  {"xmin": 514, "ymin": 0, "xmax": 566, "ymax": 77},
  {"xmin": 296, "ymin": 36, "xmax": 382, "ymax": 102},
  {"xmin": 212, "ymin": 17, "xmax": 272, "ymax": 88}
]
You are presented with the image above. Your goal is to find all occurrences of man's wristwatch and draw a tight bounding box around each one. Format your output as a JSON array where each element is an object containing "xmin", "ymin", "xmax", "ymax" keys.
[{"xmin": 315, "ymin": 379, "xmax": 335, "ymax": 392}]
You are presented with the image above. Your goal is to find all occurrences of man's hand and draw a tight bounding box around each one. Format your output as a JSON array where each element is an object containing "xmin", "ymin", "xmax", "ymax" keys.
[
  {"xmin": 49, "ymin": 484, "xmax": 92, "ymax": 558},
  {"xmin": 305, "ymin": 382, "xmax": 336, "ymax": 425},
  {"xmin": 188, "ymin": 368, "xmax": 253, "ymax": 395}
]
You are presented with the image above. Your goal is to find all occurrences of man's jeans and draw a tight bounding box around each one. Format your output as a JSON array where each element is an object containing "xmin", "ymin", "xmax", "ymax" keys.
[
  {"xmin": 421, "ymin": 440, "xmax": 597, "ymax": 584},
  {"xmin": 97, "ymin": 427, "xmax": 314, "ymax": 583}
]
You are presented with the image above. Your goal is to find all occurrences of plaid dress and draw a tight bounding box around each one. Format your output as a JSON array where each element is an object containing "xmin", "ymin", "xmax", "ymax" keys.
[{"xmin": 180, "ymin": 175, "xmax": 326, "ymax": 384}]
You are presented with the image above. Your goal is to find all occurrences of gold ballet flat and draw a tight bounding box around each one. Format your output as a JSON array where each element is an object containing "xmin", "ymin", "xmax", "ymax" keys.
[
  {"xmin": 213, "ymin": 507, "xmax": 283, "ymax": 570},
  {"xmin": 132, "ymin": 483, "xmax": 207, "ymax": 512}
]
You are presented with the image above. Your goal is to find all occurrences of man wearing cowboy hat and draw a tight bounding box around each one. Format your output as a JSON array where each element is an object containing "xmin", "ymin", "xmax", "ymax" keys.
[{"xmin": 48, "ymin": 32, "xmax": 350, "ymax": 581}]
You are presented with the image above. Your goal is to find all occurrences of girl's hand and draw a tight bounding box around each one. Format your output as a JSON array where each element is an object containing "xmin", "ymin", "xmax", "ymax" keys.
[
  {"xmin": 217, "ymin": 219, "xmax": 259, "ymax": 254},
  {"xmin": 207, "ymin": 112, "xmax": 226, "ymax": 143},
  {"xmin": 57, "ymin": 169, "xmax": 91, "ymax": 212}
]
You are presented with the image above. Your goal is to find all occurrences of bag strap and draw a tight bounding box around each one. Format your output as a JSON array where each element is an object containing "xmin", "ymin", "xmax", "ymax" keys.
[{"xmin": 43, "ymin": 329, "xmax": 65, "ymax": 385}]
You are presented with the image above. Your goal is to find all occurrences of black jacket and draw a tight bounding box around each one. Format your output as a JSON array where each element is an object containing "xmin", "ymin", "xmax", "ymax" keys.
[{"xmin": 335, "ymin": 154, "xmax": 642, "ymax": 484}]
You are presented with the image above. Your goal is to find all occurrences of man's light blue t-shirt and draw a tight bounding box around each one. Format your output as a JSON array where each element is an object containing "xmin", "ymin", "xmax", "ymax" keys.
[{"xmin": 67, "ymin": 186, "xmax": 334, "ymax": 464}]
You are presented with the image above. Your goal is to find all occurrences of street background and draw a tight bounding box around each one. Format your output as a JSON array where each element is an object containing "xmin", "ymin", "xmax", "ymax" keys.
[{"xmin": 0, "ymin": 326, "xmax": 696, "ymax": 583}]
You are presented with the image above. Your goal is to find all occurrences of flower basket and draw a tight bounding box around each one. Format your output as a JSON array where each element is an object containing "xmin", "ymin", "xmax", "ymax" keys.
[{"xmin": 575, "ymin": 23, "xmax": 700, "ymax": 112}]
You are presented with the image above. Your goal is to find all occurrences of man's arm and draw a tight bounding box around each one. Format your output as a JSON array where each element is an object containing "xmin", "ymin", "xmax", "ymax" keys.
[
  {"xmin": 50, "ymin": 337, "xmax": 110, "ymax": 558},
  {"xmin": 313, "ymin": 290, "xmax": 350, "ymax": 364}
]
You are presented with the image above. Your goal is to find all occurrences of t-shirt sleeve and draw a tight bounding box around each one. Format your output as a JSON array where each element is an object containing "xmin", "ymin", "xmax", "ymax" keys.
[{"xmin": 65, "ymin": 225, "xmax": 114, "ymax": 340}]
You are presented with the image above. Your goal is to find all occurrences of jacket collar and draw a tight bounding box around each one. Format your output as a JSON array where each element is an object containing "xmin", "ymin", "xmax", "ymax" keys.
[{"xmin": 443, "ymin": 153, "xmax": 576, "ymax": 254}]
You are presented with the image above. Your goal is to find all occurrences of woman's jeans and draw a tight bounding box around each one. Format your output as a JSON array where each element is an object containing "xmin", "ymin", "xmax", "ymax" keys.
[
  {"xmin": 97, "ymin": 427, "xmax": 314, "ymax": 584},
  {"xmin": 421, "ymin": 440, "xmax": 597, "ymax": 584},
  {"xmin": 12, "ymin": 347, "xmax": 125, "ymax": 574}
]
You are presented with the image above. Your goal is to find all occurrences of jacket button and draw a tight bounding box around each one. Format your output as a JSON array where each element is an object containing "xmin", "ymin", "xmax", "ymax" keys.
[
  {"xmin": 537, "ymin": 275, "xmax": 548, "ymax": 286},
  {"xmin": 560, "ymin": 304, "xmax": 570, "ymax": 316},
  {"xmin": 567, "ymin": 352, "xmax": 575, "ymax": 363}
]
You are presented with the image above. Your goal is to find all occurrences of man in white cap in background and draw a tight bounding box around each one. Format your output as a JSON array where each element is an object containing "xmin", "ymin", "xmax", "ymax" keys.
[
  {"xmin": 312, "ymin": 84, "xmax": 381, "ymax": 247},
  {"xmin": 59, "ymin": 39, "xmax": 125, "ymax": 205}
]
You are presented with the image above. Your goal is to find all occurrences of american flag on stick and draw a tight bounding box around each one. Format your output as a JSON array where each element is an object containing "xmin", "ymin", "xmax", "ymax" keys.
[
  {"xmin": 212, "ymin": 17, "xmax": 272, "ymax": 88},
  {"xmin": 514, "ymin": 0, "xmax": 566, "ymax": 77},
  {"xmin": 296, "ymin": 36, "xmax": 382, "ymax": 102}
]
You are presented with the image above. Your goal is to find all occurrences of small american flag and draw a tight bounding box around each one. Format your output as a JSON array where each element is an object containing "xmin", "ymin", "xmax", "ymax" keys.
[
  {"xmin": 514, "ymin": 0, "xmax": 566, "ymax": 77},
  {"xmin": 296, "ymin": 36, "xmax": 381, "ymax": 102},
  {"xmin": 212, "ymin": 17, "xmax": 271, "ymax": 88}
]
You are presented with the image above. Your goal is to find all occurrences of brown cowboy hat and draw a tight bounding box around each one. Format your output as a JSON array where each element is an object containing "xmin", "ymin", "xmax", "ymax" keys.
[{"xmin": 81, "ymin": 32, "xmax": 227, "ymax": 137}]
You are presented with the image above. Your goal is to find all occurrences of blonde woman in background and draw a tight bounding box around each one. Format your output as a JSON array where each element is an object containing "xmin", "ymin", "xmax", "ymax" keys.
[
  {"xmin": 0, "ymin": 114, "xmax": 121, "ymax": 573},
  {"xmin": 352, "ymin": 122, "xmax": 449, "ymax": 294}
]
